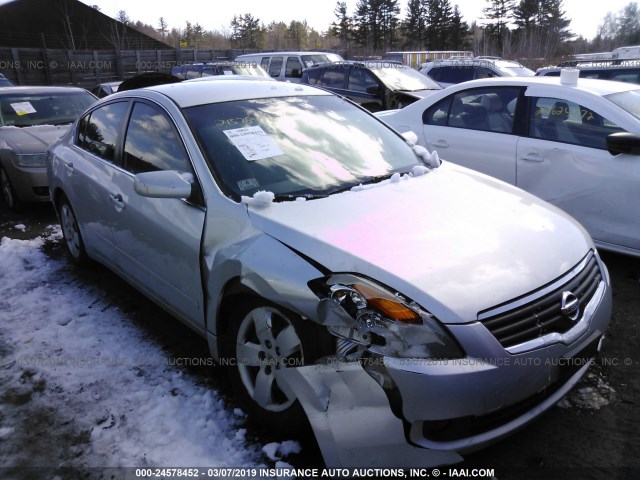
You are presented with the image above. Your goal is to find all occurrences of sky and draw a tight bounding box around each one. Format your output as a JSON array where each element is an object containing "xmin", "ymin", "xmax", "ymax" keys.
[{"xmin": 76, "ymin": 0, "xmax": 637, "ymax": 41}]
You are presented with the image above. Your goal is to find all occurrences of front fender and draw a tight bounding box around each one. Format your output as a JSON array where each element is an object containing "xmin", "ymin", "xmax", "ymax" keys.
[{"xmin": 203, "ymin": 232, "xmax": 324, "ymax": 358}]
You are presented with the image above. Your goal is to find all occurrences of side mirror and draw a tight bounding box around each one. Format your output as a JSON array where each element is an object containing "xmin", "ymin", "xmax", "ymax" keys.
[
  {"xmin": 606, "ymin": 132, "xmax": 640, "ymax": 155},
  {"xmin": 366, "ymin": 85, "xmax": 381, "ymax": 96},
  {"xmin": 134, "ymin": 170, "xmax": 192, "ymax": 199}
]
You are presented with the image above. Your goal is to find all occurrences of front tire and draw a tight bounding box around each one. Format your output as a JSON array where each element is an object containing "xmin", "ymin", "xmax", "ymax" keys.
[
  {"xmin": 227, "ymin": 298, "xmax": 330, "ymax": 436},
  {"xmin": 58, "ymin": 198, "xmax": 87, "ymax": 265},
  {"xmin": 1, "ymin": 167, "xmax": 23, "ymax": 211}
]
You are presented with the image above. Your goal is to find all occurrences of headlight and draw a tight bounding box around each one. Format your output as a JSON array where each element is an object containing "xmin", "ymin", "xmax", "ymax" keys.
[
  {"xmin": 15, "ymin": 153, "xmax": 47, "ymax": 167},
  {"xmin": 308, "ymin": 274, "xmax": 463, "ymax": 359}
]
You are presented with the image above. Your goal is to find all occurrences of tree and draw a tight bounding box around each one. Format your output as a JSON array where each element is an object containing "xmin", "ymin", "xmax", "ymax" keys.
[
  {"xmin": 401, "ymin": 0, "xmax": 426, "ymax": 49},
  {"xmin": 448, "ymin": 5, "xmax": 470, "ymax": 50},
  {"xmin": 482, "ymin": 0, "xmax": 516, "ymax": 55},
  {"xmin": 230, "ymin": 13, "xmax": 263, "ymax": 49},
  {"xmin": 158, "ymin": 17, "xmax": 169, "ymax": 37},
  {"xmin": 330, "ymin": 2, "xmax": 352, "ymax": 50},
  {"xmin": 618, "ymin": 2, "xmax": 640, "ymax": 45},
  {"xmin": 353, "ymin": 0, "xmax": 400, "ymax": 52},
  {"xmin": 288, "ymin": 20, "xmax": 309, "ymax": 50},
  {"xmin": 425, "ymin": 0, "xmax": 454, "ymax": 50}
]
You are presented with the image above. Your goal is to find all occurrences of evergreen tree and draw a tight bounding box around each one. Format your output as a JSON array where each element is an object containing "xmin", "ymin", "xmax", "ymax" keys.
[
  {"xmin": 482, "ymin": 0, "xmax": 516, "ymax": 55},
  {"xmin": 230, "ymin": 13, "xmax": 263, "ymax": 49},
  {"xmin": 401, "ymin": 0, "xmax": 427, "ymax": 49},
  {"xmin": 330, "ymin": 2, "xmax": 352, "ymax": 50},
  {"xmin": 448, "ymin": 5, "xmax": 470, "ymax": 50}
]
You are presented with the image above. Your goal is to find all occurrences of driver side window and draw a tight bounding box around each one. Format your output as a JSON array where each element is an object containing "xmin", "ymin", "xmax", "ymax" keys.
[{"xmin": 123, "ymin": 102, "xmax": 193, "ymax": 175}]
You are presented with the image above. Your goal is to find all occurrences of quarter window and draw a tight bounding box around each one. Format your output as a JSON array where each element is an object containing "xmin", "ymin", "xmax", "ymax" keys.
[
  {"xmin": 76, "ymin": 102, "xmax": 129, "ymax": 163},
  {"xmin": 529, "ymin": 97, "xmax": 625, "ymax": 149},
  {"xmin": 123, "ymin": 102, "xmax": 192, "ymax": 174}
]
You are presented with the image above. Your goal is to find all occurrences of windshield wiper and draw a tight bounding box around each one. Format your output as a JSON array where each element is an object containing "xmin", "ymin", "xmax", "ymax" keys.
[{"xmin": 273, "ymin": 192, "xmax": 329, "ymax": 202}]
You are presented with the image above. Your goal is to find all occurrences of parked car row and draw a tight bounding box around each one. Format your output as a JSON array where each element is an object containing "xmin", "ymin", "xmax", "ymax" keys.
[{"xmin": 0, "ymin": 54, "xmax": 627, "ymax": 469}]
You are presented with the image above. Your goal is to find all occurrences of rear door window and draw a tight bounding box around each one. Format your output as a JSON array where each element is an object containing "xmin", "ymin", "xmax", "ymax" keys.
[
  {"xmin": 269, "ymin": 57, "xmax": 283, "ymax": 77},
  {"xmin": 320, "ymin": 67, "xmax": 346, "ymax": 88},
  {"xmin": 76, "ymin": 102, "xmax": 129, "ymax": 164},
  {"xmin": 285, "ymin": 57, "xmax": 303, "ymax": 78}
]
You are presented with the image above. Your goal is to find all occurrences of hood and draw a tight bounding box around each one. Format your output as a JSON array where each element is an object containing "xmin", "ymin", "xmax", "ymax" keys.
[
  {"xmin": 400, "ymin": 89, "xmax": 439, "ymax": 100},
  {"xmin": 246, "ymin": 163, "xmax": 592, "ymax": 323},
  {"xmin": 0, "ymin": 125, "xmax": 70, "ymax": 154}
]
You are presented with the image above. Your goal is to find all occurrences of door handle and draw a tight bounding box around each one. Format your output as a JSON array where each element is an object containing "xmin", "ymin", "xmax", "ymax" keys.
[
  {"xmin": 63, "ymin": 161, "xmax": 74, "ymax": 174},
  {"xmin": 109, "ymin": 193, "xmax": 125, "ymax": 212},
  {"xmin": 520, "ymin": 152, "xmax": 543, "ymax": 162},
  {"xmin": 431, "ymin": 140, "xmax": 449, "ymax": 148}
]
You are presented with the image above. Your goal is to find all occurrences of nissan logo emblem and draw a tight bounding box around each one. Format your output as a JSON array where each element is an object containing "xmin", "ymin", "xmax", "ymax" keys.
[{"xmin": 561, "ymin": 291, "xmax": 580, "ymax": 321}]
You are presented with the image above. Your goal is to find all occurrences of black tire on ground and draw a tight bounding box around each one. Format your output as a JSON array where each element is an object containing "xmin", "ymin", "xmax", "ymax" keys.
[
  {"xmin": 1, "ymin": 167, "xmax": 24, "ymax": 212},
  {"xmin": 58, "ymin": 197, "xmax": 87, "ymax": 265},
  {"xmin": 226, "ymin": 297, "xmax": 332, "ymax": 436}
]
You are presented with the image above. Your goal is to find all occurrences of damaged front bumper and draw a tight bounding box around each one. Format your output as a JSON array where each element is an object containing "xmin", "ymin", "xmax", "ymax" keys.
[{"xmin": 279, "ymin": 363, "xmax": 463, "ymax": 468}]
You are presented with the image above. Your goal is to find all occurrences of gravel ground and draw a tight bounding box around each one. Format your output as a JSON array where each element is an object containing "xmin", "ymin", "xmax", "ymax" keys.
[{"xmin": 1, "ymin": 203, "xmax": 639, "ymax": 480}]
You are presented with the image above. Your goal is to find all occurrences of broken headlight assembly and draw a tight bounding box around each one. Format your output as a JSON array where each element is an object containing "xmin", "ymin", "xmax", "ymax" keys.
[{"xmin": 308, "ymin": 274, "xmax": 463, "ymax": 360}]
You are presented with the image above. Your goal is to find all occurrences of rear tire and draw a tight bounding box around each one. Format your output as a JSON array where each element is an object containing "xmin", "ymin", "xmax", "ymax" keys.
[{"xmin": 58, "ymin": 198, "xmax": 87, "ymax": 265}]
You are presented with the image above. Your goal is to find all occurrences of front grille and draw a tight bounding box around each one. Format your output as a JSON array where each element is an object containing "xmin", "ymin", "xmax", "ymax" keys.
[{"xmin": 479, "ymin": 252, "xmax": 601, "ymax": 349}]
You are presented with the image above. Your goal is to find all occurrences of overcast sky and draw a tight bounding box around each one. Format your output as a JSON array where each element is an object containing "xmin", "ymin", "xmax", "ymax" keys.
[{"xmin": 32, "ymin": 0, "xmax": 640, "ymax": 41}]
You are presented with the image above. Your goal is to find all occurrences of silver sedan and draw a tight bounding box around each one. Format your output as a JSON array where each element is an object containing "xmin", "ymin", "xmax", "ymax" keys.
[
  {"xmin": 0, "ymin": 86, "xmax": 95, "ymax": 210},
  {"xmin": 47, "ymin": 78, "xmax": 610, "ymax": 468}
]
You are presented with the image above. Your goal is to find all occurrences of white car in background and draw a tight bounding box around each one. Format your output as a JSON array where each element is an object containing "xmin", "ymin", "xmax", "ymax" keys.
[{"xmin": 376, "ymin": 73, "xmax": 640, "ymax": 257}]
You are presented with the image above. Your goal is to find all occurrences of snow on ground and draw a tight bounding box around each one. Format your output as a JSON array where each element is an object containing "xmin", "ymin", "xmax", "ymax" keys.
[{"xmin": 0, "ymin": 228, "xmax": 290, "ymax": 476}]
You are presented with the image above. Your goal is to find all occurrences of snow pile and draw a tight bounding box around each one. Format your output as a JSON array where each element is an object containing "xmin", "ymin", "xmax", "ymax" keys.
[
  {"xmin": 14, "ymin": 224, "xmax": 26, "ymax": 232},
  {"xmin": 241, "ymin": 190, "xmax": 275, "ymax": 207},
  {"xmin": 0, "ymin": 233, "xmax": 267, "ymax": 470},
  {"xmin": 401, "ymin": 131, "xmax": 419, "ymax": 145},
  {"xmin": 557, "ymin": 371, "xmax": 616, "ymax": 410},
  {"xmin": 262, "ymin": 441, "xmax": 302, "ymax": 462},
  {"xmin": 412, "ymin": 145, "xmax": 441, "ymax": 169}
]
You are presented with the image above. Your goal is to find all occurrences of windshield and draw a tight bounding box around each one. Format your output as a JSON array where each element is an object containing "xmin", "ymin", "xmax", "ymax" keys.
[
  {"xmin": 502, "ymin": 66, "xmax": 535, "ymax": 77},
  {"xmin": 605, "ymin": 89, "xmax": 640, "ymax": 120},
  {"xmin": 183, "ymin": 95, "xmax": 423, "ymax": 201},
  {"xmin": 370, "ymin": 65, "xmax": 441, "ymax": 91},
  {"xmin": 301, "ymin": 54, "xmax": 343, "ymax": 68},
  {"xmin": 204, "ymin": 63, "xmax": 270, "ymax": 77},
  {"xmin": 0, "ymin": 91, "xmax": 95, "ymax": 127}
]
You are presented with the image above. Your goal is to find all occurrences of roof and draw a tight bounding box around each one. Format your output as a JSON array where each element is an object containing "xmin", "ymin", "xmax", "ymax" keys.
[
  {"xmin": 444, "ymin": 76, "xmax": 640, "ymax": 96},
  {"xmin": 425, "ymin": 57, "xmax": 524, "ymax": 67},
  {"xmin": 235, "ymin": 51, "xmax": 340, "ymax": 57},
  {"xmin": 0, "ymin": 85, "xmax": 90, "ymax": 95},
  {"xmin": 111, "ymin": 78, "xmax": 332, "ymax": 108}
]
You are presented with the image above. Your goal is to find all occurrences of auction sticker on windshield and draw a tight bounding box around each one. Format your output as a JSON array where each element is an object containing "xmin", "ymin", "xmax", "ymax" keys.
[
  {"xmin": 223, "ymin": 125, "xmax": 284, "ymax": 161},
  {"xmin": 10, "ymin": 102, "xmax": 36, "ymax": 115}
]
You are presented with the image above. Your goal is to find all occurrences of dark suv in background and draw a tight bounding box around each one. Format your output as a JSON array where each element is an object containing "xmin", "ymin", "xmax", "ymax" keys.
[{"xmin": 301, "ymin": 61, "xmax": 441, "ymax": 111}]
